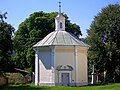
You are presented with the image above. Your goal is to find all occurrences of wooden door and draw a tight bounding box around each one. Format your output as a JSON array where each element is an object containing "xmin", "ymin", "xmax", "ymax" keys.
[{"xmin": 61, "ymin": 73, "xmax": 70, "ymax": 86}]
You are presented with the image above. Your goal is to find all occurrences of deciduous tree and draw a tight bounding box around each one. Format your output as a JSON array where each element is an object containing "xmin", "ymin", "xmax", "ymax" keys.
[{"xmin": 0, "ymin": 21, "xmax": 14, "ymax": 71}]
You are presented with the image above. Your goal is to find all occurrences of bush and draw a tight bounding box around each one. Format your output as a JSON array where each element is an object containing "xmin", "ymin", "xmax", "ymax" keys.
[
  {"xmin": 0, "ymin": 72, "xmax": 6, "ymax": 77},
  {"xmin": 6, "ymin": 73, "xmax": 24, "ymax": 85}
]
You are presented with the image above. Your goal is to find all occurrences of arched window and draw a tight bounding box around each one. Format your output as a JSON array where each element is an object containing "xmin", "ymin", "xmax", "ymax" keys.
[{"xmin": 60, "ymin": 22, "xmax": 62, "ymax": 29}]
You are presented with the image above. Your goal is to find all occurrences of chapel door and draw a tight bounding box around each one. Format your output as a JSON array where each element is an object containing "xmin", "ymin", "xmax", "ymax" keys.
[{"xmin": 61, "ymin": 73, "xmax": 70, "ymax": 86}]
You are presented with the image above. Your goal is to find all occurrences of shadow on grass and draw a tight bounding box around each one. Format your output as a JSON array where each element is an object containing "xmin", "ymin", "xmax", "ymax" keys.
[
  {"xmin": 0, "ymin": 85, "xmax": 51, "ymax": 90},
  {"xmin": 69, "ymin": 83, "xmax": 116, "ymax": 88}
]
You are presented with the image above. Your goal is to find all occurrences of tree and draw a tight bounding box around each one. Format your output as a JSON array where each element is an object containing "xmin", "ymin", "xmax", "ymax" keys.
[
  {"xmin": 87, "ymin": 4, "xmax": 120, "ymax": 83},
  {"xmin": 13, "ymin": 11, "xmax": 82, "ymax": 71},
  {"xmin": 0, "ymin": 20, "xmax": 15, "ymax": 72}
]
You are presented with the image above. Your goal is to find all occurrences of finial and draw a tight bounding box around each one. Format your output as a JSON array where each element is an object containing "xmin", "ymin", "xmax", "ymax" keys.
[{"xmin": 59, "ymin": 1, "xmax": 61, "ymax": 14}]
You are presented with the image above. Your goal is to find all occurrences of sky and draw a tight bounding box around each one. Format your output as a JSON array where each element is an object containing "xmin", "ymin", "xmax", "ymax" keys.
[{"xmin": 0, "ymin": 0, "xmax": 119, "ymax": 38}]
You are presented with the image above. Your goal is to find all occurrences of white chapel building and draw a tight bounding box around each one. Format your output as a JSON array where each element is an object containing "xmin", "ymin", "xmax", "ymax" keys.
[{"xmin": 33, "ymin": 5, "xmax": 89, "ymax": 86}]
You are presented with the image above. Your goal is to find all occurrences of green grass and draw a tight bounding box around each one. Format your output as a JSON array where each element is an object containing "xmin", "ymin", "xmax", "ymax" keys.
[{"xmin": 0, "ymin": 83, "xmax": 120, "ymax": 90}]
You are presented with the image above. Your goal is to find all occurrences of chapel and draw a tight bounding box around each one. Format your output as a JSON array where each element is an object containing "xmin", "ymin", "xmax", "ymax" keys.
[{"xmin": 33, "ymin": 2, "xmax": 89, "ymax": 86}]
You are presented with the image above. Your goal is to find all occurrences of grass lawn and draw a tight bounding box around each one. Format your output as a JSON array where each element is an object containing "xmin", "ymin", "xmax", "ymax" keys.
[{"xmin": 0, "ymin": 83, "xmax": 120, "ymax": 90}]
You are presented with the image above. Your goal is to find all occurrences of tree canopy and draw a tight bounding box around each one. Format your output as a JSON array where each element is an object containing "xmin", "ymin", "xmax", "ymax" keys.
[
  {"xmin": 87, "ymin": 4, "xmax": 120, "ymax": 83},
  {"xmin": 13, "ymin": 11, "xmax": 82, "ymax": 71},
  {"xmin": 0, "ymin": 21, "xmax": 15, "ymax": 72}
]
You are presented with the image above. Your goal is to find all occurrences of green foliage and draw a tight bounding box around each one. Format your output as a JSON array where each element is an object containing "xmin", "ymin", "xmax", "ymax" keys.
[
  {"xmin": 13, "ymin": 11, "xmax": 82, "ymax": 71},
  {"xmin": 0, "ymin": 21, "xmax": 15, "ymax": 72},
  {"xmin": 6, "ymin": 73, "xmax": 26, "ymax": 85},
  {"xmin": 0, "ymin": 71, "xmax": 6, "ymax": 77},
  {"xmin": 87, "ymin": 4, "xmax": 120, "ymax": 83}
]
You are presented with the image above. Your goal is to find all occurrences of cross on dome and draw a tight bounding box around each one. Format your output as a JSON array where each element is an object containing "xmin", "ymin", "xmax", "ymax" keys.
[{"xmin": 59, "ymin": 1, "xmax": 61, "ymax": 14}]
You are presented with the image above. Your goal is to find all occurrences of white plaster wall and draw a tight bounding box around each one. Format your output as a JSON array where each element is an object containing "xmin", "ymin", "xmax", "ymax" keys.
[
  {"xmin": 38, "ymin": 47, "xmax": 54, "ymax": 84},
  {"xmin": 36, "ymin": 46, "xmax": 88, "ymax": 86},
  {"xmin": 76, "ymin": 46, "xmax": 88, "ymax": 85},
  {"xmin": 54, "ymin": 46, "xmax": 76, "ymax": 84}
]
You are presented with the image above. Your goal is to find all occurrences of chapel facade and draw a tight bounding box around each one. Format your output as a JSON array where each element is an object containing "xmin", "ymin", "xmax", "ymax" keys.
[{"xmin": 33, "ymin": 3, "xmax": 89, "ymax": 86}]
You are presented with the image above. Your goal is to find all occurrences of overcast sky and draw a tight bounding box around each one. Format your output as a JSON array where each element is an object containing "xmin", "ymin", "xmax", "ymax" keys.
[{"xmin": 0, "ymin": 0, "xmax": 119, "ymax": 37}]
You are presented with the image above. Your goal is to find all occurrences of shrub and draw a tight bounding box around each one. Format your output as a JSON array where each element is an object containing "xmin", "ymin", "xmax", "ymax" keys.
[{"xmin": 6, "ymin": 73, "xmax": 24, "ymax": 85}]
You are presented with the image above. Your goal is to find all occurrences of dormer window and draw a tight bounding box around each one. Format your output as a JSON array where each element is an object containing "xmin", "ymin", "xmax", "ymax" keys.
[{"xmin": 60, "ymin": 22, "xmax": 62, "ymax": 29}]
